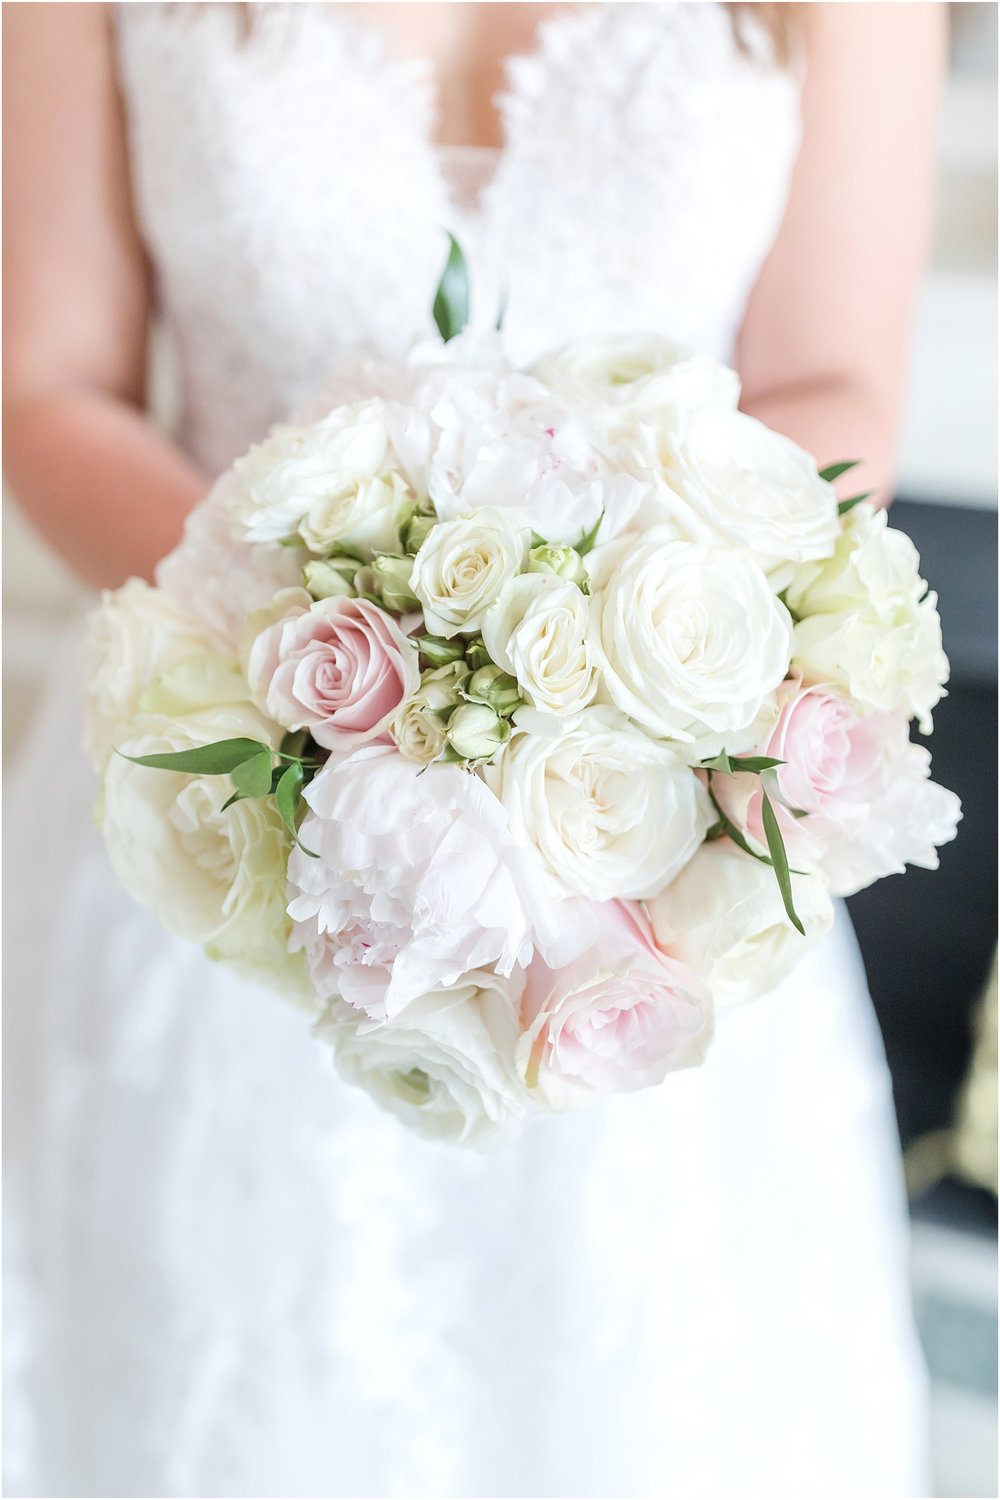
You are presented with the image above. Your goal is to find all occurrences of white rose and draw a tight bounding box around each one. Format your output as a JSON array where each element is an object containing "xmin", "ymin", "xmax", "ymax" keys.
[
  {"xmin": 649, "ymin": 839, "xmax": 834, "ymax": 1009},
  {"xmin": 410, "ymin": 507, "xmax": 528, "ymax": 638},
  {"xmin": 482, "ymin": 573, "xmax": 599, "ymax": 724},
  {"xmin": 484, "ymin": 705, "xmax": 712, "ymax": 902},
  {"xmin": 298, "ymin": 468, "xmax": 411, "ymax": 558},
  {"xmin": 391, "ymin": 661, "xmax": 468, "ymax": 765},
  {"xmin": 590, "ymin": 528, "xmax": 793, "ymax": 750},
  {"xmin": 228, "ymin": 400, "xmax": 396, "ymax": 545},
  {"xmin": 82, "ymin": 578, "xmax": 216, "ymax": 770},
  {"xmin": 787, "ymin": 504, "xmax": 949, "ymax": 732},
  {"xmin": 316, "ymin": 969, "xmax": 532, "ymax": 1149},
  {"xmin": 652, "ymin": 408, "xmax": 840, "ymax": 585},
  {"xmin": 101, "ymin": 701, "xmax": 311, "ymax": 1005},
  {"xmin": 533, "ymin": 333, "xmax": 740, "ymax": 430}
]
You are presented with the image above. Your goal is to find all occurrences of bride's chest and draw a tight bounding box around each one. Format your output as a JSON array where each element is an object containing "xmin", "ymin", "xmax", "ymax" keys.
[{"xmin": 115, "ymin": 2, "xmax": 799, "ymax": 468}]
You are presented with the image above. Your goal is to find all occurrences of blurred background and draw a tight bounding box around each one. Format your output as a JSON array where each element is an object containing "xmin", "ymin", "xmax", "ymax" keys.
[{"xmin": 2, "ymin": 4, "xmax": 997, "ymax": 1495}]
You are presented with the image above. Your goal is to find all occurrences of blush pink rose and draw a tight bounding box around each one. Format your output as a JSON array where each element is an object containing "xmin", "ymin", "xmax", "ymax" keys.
[
  {"xmin": 248, "ymin": 591, "xmax": 419, "ymax": 751},
  {"xmin": 518, "ymin": 899, "xmax": 712, "ymax": 1106},
  {"xmin": 713, "ymin": 675, "xmax": 959, "ymax": 895}
]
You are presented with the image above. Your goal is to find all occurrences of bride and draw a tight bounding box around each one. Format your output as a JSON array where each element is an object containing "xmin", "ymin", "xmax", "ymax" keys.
[{"xmin": 3, "ymin": 4, "xmax": 944, "ymax": 1496}]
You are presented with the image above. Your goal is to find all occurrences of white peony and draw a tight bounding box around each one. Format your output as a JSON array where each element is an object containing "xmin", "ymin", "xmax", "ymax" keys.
[
  {"xmin": 316, "ymin": 969, "xmax": 532, "ymax": 1149},
  {"xmin": 82, "ymin": 578, "xmax": 217, "ymax": 770},
  {"xmin": 157, "ymin": 473, "xmax": 303, "ymax": 654},
  {"xmin": 101, "ymin": 700, "xmax": 311, "ymax": 1005},
  {"xmin": 649, "ymin": 839, "xmax": 835, "ymax": 1009},
  {"xmin": 482, "ymin": 573, "xmax": 599, "ymax": 724},
  {"xmin": 393, "ymin": 362, "xmax": 646, "ymax": 544},
  {"xmin": 410, "ymin": 507, "xmax": 528, "ymax": 638},
  {"xmin": 590, "ymin": 528, "xmax": 793, "ymax": 751},
  {"xmin": 484, "ymin": 705, "xmax": 712, "ymax": 902},
  {"xmin": 787, "ymin": 504, "xmax": 949, "ymax": 732},
  {"xmin": 533, "ymin": 333, "xmax": 740, "ymax": 431},
  {"xmin": 650, "ymin": 407, "xmax": 840, "ymax": 585},
  {"xmin": 228, "ymin": 400, "xmax": 398, "ymax": 546},
  {"xmin": 286, "ymin": 746, "xmax": 559, "ymax": 1019}
]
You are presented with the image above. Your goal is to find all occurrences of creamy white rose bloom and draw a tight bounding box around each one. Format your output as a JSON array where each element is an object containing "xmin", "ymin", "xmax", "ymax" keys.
[
  {"xmin": 533, "ymin": 333, "xmax": 740, "ymax": 430},
  {"xmin": 649, "ymin": 407, "xmax": 840, "ymax": 585},
  {"xmin": 787, "ymin": 504, "xmax": 949, "ymax": 732},
  {"xmin": 228, "ymin": 399, "xmax": 396, "ymax": 544},
  {"xmin": 82, "ymin": 578, "xmax": 216, "ymax": 770},
  {"xmin": 649, "ymin": 839, "xmax": 834, "ymax": 1010},
  {"xmin": 287, "ymin": 746, "xmax": 559, "ymax": 1019},
  {"xmin": 157, "ymin": 474, "xmax": 303, "ymax": 654},
  {"xmin": 484, "ymin": 705, "xmax": 712, "ymax": 901},
  {"xmin": 298, "ymin": 468, "xmax": 411, "ymax": 558},
  {"xmin": 482, "ymin": 573, "xmax": 599, "ymax": 723},
  {"xmin": 410, "ymin": 507, "xmax": 528, "ymax": 638},
  {"xmin": 590, "ymin": 528, "xmax": 793, "ymax": 750},
  {"xmin": 391, "ymin": 661, "xmax": 467, "ymax": 765},
  {"xmin": 316, "ymin": 968, "xmax": 532, "ymax": 1149},
  {"xmin": 101, "ymin": 701, "xmax": 312, "ymax": 1006}
]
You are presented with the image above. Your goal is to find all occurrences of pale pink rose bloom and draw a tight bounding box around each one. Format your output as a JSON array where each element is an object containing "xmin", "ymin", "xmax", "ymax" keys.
[
  {"xmin": 716, "ymin": 675, "xmax": 960, "ymax": 895},
  {"xmin": 287, "ymin": 746, "xmax": 561, "ymax": 1020},
  {"xmin": 248, "ymin": 594, "xmax": 419, "ymax": 751},
  {"xmin": 518, "ymin": 900, "xmax": 712, "ymax": 1106}
]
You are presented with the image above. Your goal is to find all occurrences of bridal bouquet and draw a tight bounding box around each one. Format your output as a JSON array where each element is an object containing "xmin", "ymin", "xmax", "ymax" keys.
[{"xmin": 85, "ymin": 246, "xmax": 960, "ymax": 1146}]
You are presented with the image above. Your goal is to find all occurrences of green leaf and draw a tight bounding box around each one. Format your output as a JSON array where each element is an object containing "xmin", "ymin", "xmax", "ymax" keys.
[
  {"xmin": 700, "ymin": 752, "xmax": 785, "ymax": 776},
  {"xmin": 432, "ymin": 233, "xmax": 470, "ymax": 343},
  {"xmin": 279, "ymin": 728, "xmax": 311, "ymax": 761},
  {"xmin": 495, "ymin": 286, "xmax": 508, "ymax": 333},
  {"xmin": 275, "ymin": 762, "xmax": 319, "ymax": 858},
  {"xmin": 118, "ymin": 737, "xmax": 268, "ymax": 776},
  {"xmin": 220, "ymin": 789, "xmax": 249, "ymax": 812},
  {"xmin": 760, "ymin": 789, "xmax": 805, "ymax": 935},
  {"xmin": 575, "ymin": 512, "xmax": 604, "ymax": 558},
  {"xmin": 838, "ymin": 492, "xmax": 873, "ymax": 516},
  {"xmin": 229, "ymin": 751, "xmax": 274, "ymax": 799},
  {"xmin": 818, "ymin": 460, "xmax": 860, "ymax": 484}
]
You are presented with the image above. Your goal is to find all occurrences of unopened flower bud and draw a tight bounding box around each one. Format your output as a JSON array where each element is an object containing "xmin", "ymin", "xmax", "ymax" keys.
[
  {"xmin": 303, "ymin": 557, "xmax": 358, "ymax": 600},
  {"xmin": 370, "ymin": 554, "xmax": 419, "ymax": 612},
  {"xmin": 465, "ymin": 637, "xmax": 492, "ymax": 672},
  {"xmin": 465, "ymin": 664, "xmax": 522, "ymax": 715},
  {"xmin": 526, "ymin": 543, "xmax": 588, "ymax": 589},
  {"xmin": 445, "ymin": 701, "xmax": 511, "ymax": 764},
  {"xmin": 416, "ymin": 634, "xmax": 467, "ymax": 668},
  {"xmin": 402, "ymin": 510, "xmax": 438, "ymax": 555}
]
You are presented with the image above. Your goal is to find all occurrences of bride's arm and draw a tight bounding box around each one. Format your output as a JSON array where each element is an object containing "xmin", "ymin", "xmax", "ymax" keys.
[
  {"xmin": 3, "ymin": 4, "xmax": 206, "ymax": 590},
  {"xmin": 736, "ymin": 2, "xmax": 946, "ymax": 508}
]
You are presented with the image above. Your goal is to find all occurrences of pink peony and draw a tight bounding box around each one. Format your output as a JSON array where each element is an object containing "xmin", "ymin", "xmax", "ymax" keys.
[
  {"xmin": 518, "ymin": 900, "xmax": 712, "ymax": 1106},
  {"xmin": 247, "ymin": 591, "xmax": 419, "ymax": 751}
]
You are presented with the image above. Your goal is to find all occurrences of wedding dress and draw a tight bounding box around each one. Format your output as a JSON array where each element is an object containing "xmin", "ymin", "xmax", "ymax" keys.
[{"xmin": 3, "ymin": 5, "xmax": 930, "ymax": 1496}]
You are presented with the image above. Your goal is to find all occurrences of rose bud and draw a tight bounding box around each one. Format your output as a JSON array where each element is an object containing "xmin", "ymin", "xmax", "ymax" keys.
[
  {"xmin": 445, "ymin": 702, "xmax": 511, "ymax": 764},
  {"xmin": 370, "ymin": 554, "xmax": 419, "ymax": 613},
  {"xmin": 526, "ymin": 542, "xmax": 588, "ymax": 589},
  {"xmin": 465, "ymin": 664, "xmax": 522, "ymax": 716},
  {"xmin": 303, "ymin": 557, "xmax": 359, "ymax": 600},
  {"xmin": 416, "ymin": 635, "xmax": 467, "ymax": 668}
]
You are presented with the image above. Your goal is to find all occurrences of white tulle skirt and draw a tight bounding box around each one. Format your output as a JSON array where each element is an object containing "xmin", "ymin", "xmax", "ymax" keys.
[{"xmin": 3, "ymin": 635, "xmax": 929, "ymax": 1498}]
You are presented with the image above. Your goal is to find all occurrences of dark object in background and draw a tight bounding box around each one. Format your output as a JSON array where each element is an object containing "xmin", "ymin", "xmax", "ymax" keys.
[{"xmin": 847, "ymin": 499, "xmax": 998, "ymax": 1234}]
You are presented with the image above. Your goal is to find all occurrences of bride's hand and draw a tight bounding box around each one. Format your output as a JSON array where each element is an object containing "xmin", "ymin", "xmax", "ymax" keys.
[{"xmin": 3, "ymin": 3, "xmax": 206, "ymax": 589}]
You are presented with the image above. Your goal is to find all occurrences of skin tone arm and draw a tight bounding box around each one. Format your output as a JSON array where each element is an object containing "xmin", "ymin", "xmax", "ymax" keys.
[
  {"xmin": 738, "ymin": 3, "xmax": 946, "ymax": 509},
  {"xmin": 3, "ymin": 4, "xmax": 205, "ymax": 591}
]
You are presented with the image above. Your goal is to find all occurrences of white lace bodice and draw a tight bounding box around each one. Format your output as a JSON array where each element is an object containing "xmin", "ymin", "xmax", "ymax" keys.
[{"xmin": 115, "ymin": 1, "xmax": 801, "ymax": 477}]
